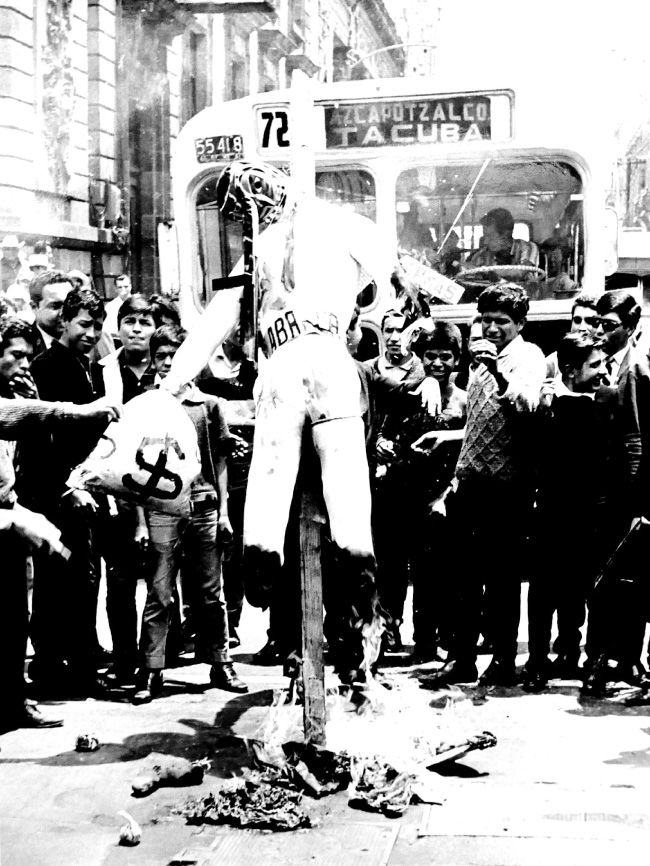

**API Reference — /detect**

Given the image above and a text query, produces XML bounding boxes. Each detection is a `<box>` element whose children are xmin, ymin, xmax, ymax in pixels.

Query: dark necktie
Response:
<box><xmin>604</xmin><ymin>358</ymin><xmax>615</xmax><ymax>387</ymax></box>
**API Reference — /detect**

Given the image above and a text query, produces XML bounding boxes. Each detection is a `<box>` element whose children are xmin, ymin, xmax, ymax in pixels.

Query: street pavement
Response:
<box><xmin>1</xmin><ymin>588</ymin><xmax>650</xmax><ymax>866</ymax></box>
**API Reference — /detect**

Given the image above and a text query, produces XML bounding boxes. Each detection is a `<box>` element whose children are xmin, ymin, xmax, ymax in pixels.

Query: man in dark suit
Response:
<box><xmin>583</xmin><ymin>290</ymin><xmax>650</xmax><ymax>694</ymax></box>
<box><xmin>26</xmin><ymin>287</ymin><xmax>108</xmax><ymax>698</ymax></box>
<box><xmin>27</xmin><ymin>271</ymin><xmax>74</xmax><ymax>361</ymax></box>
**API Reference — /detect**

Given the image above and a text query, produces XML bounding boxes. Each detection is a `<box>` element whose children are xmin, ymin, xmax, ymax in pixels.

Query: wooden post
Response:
<box><xmin>292</xmin><ymin>70</ymin><xmax>323</xmax><ymax>744</ymax></box>
<box><xmin>299</xmin><ymin>481</ymin><xmax>326</xmax><ymax>746</ymax></box>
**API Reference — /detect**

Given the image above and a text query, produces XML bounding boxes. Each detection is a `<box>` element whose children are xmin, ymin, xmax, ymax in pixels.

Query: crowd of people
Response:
<box><xmin>362</xmin><ymin>285</ymin><xmax>650</xmax><ymax>696</ymax></box>
<box><xmin>0</xmin><ymin>259</ymin><xmax>252</xmax><ymax>733</ymax></box>
<box><xmin>1</xmin><ymin>230</ymin><xmax>650</xmax><ymax>733</ymax></box>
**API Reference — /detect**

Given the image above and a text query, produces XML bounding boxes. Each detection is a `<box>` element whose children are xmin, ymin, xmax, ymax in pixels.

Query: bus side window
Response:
<box><xmin>315</xmin><ymin>169</ymin><xmax>376</xmax><ymax>222</ymax></box>
<box><xmin>357</xmin><ymin>282</ymin><xmax>376</xmax><ymax>309</ymax></box>
<box><xmin>356</xmin><ymin>324</ymin><xmax>380</xmax><ymax>362</ymax></box>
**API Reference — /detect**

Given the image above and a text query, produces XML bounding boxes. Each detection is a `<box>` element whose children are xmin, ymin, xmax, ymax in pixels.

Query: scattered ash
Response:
<box><xmin>349</xmin><ymin>757</ymin><xmax>414</xmax><ymax>816</ymax></box>
<box><xmin>174</xmin><ymin>779</ymin><xmax>311</xmax><ymax>831</ymax></box>
<box><xmin>250</xmin><ymin>741</ymin><xmax>352</xmax><ymax>797</ymax></box>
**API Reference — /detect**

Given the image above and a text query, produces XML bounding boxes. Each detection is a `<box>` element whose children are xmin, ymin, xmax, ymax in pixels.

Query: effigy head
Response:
<box><xmin>216</xmin><ymin>160</ymin><xmax>289</xmax><ymax>227</ymax></box>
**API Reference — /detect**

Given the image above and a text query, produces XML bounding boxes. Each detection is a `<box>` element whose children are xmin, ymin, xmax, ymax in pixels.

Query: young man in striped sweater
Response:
<box><xmin>430</xmin><ymin>284</ymin><xmax>546</xmax><ymax>687</ymax></box>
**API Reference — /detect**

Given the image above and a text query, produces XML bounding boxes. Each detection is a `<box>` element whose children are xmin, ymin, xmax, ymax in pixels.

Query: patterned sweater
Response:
<box><xmin>0</xmin><ymin>398</ymin><xmax>86</xmax><ymax>506</ymax></box>
<box><xmin>456</xmin><ymin>335</ymin><xmax>546</xmax><ymax>483</ymax></box>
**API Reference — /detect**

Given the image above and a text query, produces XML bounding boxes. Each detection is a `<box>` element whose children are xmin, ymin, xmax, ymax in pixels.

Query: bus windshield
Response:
<box><xmin>193</xmin><ymin>155</ymin><xmax>583</xmax><ymax>309</ymax></box>
<box><xmin>395</xmin><ymin>157</ymin><xmax>583</xmax><ymax>304</ymax></box>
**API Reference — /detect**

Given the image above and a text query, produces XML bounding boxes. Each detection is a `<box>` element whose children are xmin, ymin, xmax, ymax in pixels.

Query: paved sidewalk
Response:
<box><xmin>2</xmin><ymin>601</ymin><xmax>650</xmax><ymax>865</ymax></box>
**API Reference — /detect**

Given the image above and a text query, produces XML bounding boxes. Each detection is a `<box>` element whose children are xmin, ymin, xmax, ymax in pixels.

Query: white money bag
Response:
<box><xmin>67</xmin><ymin>389</ymin><xmax>201</xmax><ymax>515</ymax></box>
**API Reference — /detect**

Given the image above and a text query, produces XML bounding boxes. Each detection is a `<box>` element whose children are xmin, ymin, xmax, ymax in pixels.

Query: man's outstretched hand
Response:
<box><xmin>9</xmin><ymin>504</ymin><xmax>70</xmax><ymax>558</ymax></box>
<box><xmin>72</xmin><ymin>397</ymin><xmax>123</xmax><ymax>422</ymax></box>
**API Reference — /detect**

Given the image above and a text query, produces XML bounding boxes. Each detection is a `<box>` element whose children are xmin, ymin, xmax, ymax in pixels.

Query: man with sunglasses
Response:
<box><xmin>583</xmin><ymin>290</ymin><xmax>649</xmax><ymax>695</ymax></box>
<box><xmin>545</xmin><ymin>292</ymin><xmax>600</xmax><ymax>379</ymax></box>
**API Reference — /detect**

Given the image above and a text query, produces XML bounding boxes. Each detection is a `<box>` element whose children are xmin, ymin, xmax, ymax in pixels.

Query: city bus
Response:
<box><xmin>169</xmin><ymin>75</ymin><xmax>617</xmax><ymax>360</ymax></box>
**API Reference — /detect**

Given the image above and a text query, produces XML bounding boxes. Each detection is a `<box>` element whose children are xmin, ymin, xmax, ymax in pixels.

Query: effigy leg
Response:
<box><xmin>242</xmin><ymin>373</ymin><xmax>305</xmax><ymax>608</ymax></box>
<box><xmin>311</xmin><ymin>416</ymin><xmax>382</xmax><ymax>680</ymax></box>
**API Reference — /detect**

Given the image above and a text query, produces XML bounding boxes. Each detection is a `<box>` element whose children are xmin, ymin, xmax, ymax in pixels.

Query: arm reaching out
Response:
<box><xmin>162</xmin><ymin>287</ymin><xmax>243</xmax><ymax>396</ymax></box>
<box><xmin>6</xmin><ymin>504</ymin><xmax>70</xmax><ymax>558</ymax></box>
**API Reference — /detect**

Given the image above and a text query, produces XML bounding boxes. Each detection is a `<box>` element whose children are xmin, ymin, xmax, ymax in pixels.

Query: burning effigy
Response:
<box><xmin>174</xmin><ymin>674</ymin><xmax>496</xmax><ymax>830</ymax></box>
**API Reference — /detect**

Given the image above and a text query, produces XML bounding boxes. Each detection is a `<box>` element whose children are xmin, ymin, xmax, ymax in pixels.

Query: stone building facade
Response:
<box><xmin>0</xmin><ymin>0</ymin><xmax>402</xmax><ymax>299</ymax></box>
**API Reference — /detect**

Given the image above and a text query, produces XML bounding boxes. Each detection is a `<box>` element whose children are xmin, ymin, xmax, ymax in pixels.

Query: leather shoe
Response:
<box><xmin>210</xmin><ymin>663</ymin><xmax>248</xmax><ymax>693</ymax></box>
<box><xmin>480</xmin><ymin>658</ymin><xmax>518</xmax><ymax>687</ymax></box>
<box><xmin>551</xmin><ymin>655</ymin><xmax>582</xmax><ymax>680</ymax></box>
<box><xmin>2</xmin><ymin>703</ymin><xmax>64</xmax><ymax>732</ymax></box>
<box><xmin>103</xmin><ymin>667</ymin><xmax>137</xmax><ymax>689</ymax></box>
<box><xmin>251</xmin><ymin>639</ymin><xmax>284</xmax><ymax>665</ymax></box>
<box><xmin>581</xmin><ymin>654</ymin><xmax>609</xmax><ymax>697</ymax></box>
<box><xmin>522</xmin><ymin>669</ymin><xmax>548</xmax><ymax>693</ymax></box>
<box><xmin>424</xmin><ymin>659</ymin><xmax>479</xmax><ymax>687</ymax></box>
<box><xmin>411</xmin><ymin>645</ymin><xmax>443</xmax><ymax>665</ymax></box>
<box><xmin>133</xmin><ymin>670</ymin><xmax>164</xmax><ymax>705</ymax></box>
<box><xmin>615</xmin><ymin>662</ymin><xmax>649</xmax><ymax>688</ymax></box>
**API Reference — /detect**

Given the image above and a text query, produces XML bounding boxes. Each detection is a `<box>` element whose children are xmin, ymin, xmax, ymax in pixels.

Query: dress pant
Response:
<box><xmin>410</xmin><ymin>509</ymin><xmax>455</xmax><ymax>654</ymax></box>
<box><xmin>30</xmin><ymin>497</ymin><xmax>99</xmax><ymax>682</ymax></box>
<box><xmin>141</xmin><ymin>506</ymin><xmax>229</xmax><ymax>670</ymax></box>
<box><xmin>527</xmin><ymin>515</ymin><xmax>597</xmax><ymax>666</ymax></box>
<box><xmin>371</xmin><ymin>470</ymin><xmax>410</xmax><ymax>630</ymax></box>
<box><xmin>100</xmin><ymin>500</ymin><xmax>145</xmax><ymax>676</ymax></box>
<box><xmin>3</xmin><ymin>531</ymin><xmax>29</xmax><ymax>721</ymax></box>
<box><xmin>585</xmin><ymin>514</ymin><xmax>648</xmax><ymax>667</ymax></box>
<box><xmin>446</xmin><ymin>475</ymin><xmax>533</xmax><ymax>666</ymax></box>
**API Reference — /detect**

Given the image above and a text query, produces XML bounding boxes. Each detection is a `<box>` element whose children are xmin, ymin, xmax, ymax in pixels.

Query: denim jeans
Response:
<box><xmin>142</xmin><ymin>507</ymin><xmax>229</xmax><ymax>670</ymax></box>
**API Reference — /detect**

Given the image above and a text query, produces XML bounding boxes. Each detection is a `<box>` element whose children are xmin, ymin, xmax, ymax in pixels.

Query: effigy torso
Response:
<box><xmin>255</xmin><ymin>198</ymin><xmax>376</xmax><ymax>358</ymax></box>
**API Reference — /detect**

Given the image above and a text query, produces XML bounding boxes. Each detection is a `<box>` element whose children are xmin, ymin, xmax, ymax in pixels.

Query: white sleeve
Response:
<box><xmin>163</xmin><ymin>286</ymin><xmax>243</xmax><ymax>393</ymax></box>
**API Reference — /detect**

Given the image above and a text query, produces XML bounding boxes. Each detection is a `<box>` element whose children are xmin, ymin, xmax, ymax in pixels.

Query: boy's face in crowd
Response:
<box><xmin>422</xmin><ymin>347</ymin><xmax>456</xmax><ymax>385</ymax></box>
<box><xmin>346</xmin><ymin>321</ymin><xmax>362</xmax><ymax>356</ymax></box>
<box><xmin>595</xmin><ymin>312</ymin><xmax>630</xmax><ymax>356</ymax></box>
<box><xmin>115</xmin><ymin>276</ymin><xmax>132</xmax><ymax>301</ymax></box>
<box><xmin>2</xmin><ymin>244</ymin><xmax>19</xmax><ymax>264</ymax></box>
<box><xmin>481</xmin><ymin>307</ymin><xmax>523</xmax><ymax>353</ymax></box>
<box><xmin>152</xmin><ymin>344</ymin><xmax>178</xmax><ymax>379</ymax></box>
<box><xmin>0</xmin><ymin>337</ymin><xmax>33</xmax><ymax>384</ymax></box>
<box><xmin>34</xmin><ymin>281</ymin><xmax>72</xmax><ymax>337</ymax></box>
<box><xmin>468</xmin><ymin>320</ymin><xmax>483</xmax><ymax>365</ymax></box>
<box><xmin>571</xmin><ymin>305</ymin><xmax>600</xmax><ymax>339</ymax></box>
<box><xmin>119</xmin><ymin>312</ymin><xmax>156</xmax><ymax>355</ymax></box>
<box><xmin>571</xmin><ymin>348</ymin><xmax>607</xmax><ymax>393</ymax></box>
<box><xmin>61</xmin><ymin>310</ymin><xmax>105</xmax><ymax>355</ymax></box>
<box><xmin>383</xmin><ymin>314</ymin><xmax>407</xmax><ymax>362</ymax></box>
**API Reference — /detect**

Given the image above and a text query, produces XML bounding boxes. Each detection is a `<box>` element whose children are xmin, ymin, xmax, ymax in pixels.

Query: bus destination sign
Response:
<box><xmin>325</xmin><ymin>96</ymin><xmax>492</xmax><ymax>148</ymax></box>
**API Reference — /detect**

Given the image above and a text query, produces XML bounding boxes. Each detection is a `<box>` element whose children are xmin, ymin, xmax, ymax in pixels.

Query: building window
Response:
<box><xmin>290</xmin><ymin>0</ymin><xmax>306</xmax><ymax>36</ymax></box>
<box><xmin>181</xmin><ymin>30</ymin><xmax>208</xmax><ymax>127</ymax></box>
<box><xmin>230</xmin><ymin>59</ymin><xmax>247</xmax><ymax>101</ymax></box>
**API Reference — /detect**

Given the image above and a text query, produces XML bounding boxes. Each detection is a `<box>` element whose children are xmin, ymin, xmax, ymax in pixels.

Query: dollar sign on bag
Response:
<box><xmin>123</xmin><ymin>436</ymin><xmax>184</xmax><ymax>500</ymax></box>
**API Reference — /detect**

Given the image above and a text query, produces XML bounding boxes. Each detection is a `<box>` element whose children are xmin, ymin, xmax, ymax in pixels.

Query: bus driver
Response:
<box><xmin>162</xmin><ymin>160</ymin><xmax>404</xmax><ymax>683</ymax></box>
<box><xmin>464</xmin><ymin>207</ymin><xmax>539</xmax><ymax>270</ymax></box>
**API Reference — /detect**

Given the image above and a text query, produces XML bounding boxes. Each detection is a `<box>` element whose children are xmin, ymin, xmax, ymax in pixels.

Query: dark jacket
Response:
<box><xmin>618</xmin><ymin>346</ymin><xmax>650</xmax><ymax>518</ymax></box>
<box><xmin>24</xmin><ymin>342</ymin><xmax>106</xmax><ymax>508</ymax></box>
<box><xmin>536</xmin><ymin>392</ymin><xmax>625</xmax><ymax>526</ymax></box>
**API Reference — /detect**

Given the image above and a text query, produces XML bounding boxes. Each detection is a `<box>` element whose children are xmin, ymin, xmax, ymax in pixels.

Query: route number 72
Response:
<box><xmin>260</xmin><ymin>110</ymin><xmax>290</xmax><ymax>149</ymax></box>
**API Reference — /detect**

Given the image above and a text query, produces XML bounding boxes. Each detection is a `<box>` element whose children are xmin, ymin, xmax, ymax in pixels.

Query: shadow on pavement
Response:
<box><xmin>603</xmin><ymin>727</ymin><xmax>650</xmax><ymax>769</ymax></box>
<box><xmin>562</xmin><ymin>682</ymin><xmax>650</xmax><ymax>717</ymax></box>
<box><xmin>0</xmin><ymin>689</ymin><xmax>277</xmax><ymax>780</ymax></box>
